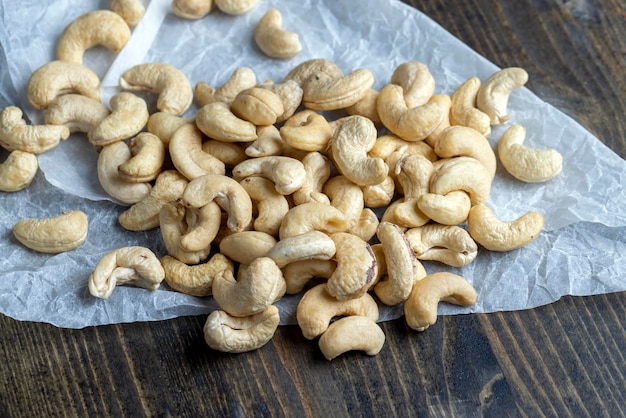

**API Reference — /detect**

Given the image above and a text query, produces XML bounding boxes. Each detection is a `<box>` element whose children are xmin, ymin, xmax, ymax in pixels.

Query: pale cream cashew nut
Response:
<box><xmin>283</xmin><ymin>58</ymin><xmax>343</xmax><ymax>86</ymax></box>
<box><xmin>239</xmin><ymin>176</ymin><xmax>289</xmax><ymax>236</ymax></box>
<box><xmin>169</xmin><ymin>123</ymin><xmax>226</xmax><ymax>180</ymax></box>
<box><xmin>202</xmin><ymin>140</ymin><xmax>247</xmax><ymax>167</ymax></box>
<box><xmin>44</xmin><ymin>94</ymin><xmax>111</xmax><ymax>133</ymax></box>
<box><xmin>390</xmin><ymin>61</ymin><xmax>436</xmax><ymax>108</ymax></box>
<box><xmin>345</xmin><ymin>88</ymin><xmax>381</xmax><ymax>124</ymax></box>
<box><xmin>477</xmin><ymin>67</ymin><xmax>528</xmax><ymax>125</ymax></box>
<box><xmin>254</xmin><ymin>8</ymin><xmax>302</xmax><ymax>59</ymax></box>
<box><xmin>326</xmin><ymin>232</ymin><xmax>377</xmax><ymax>300</ymax></box>
<box><xmin>450</xmin><ymin>77</ymin><xmax>491</xmax><ymax>137</ymax></box>
<box><xmin>0</xmin><ymin>150</ymin><xmax>39</xmax><ymax>192</ymax></box>
<box><xmin>146</xmin><ymin>112</ymin><xmax>194</xmax><ymax>146</ymax></box>
<box><xmin>266</xmin><ymin>230</ymin><xmax>337</xmax><ymax>268</ymax></box>
<box><xmin>361</xmin><ymin>176</ymin><xmax>395</xmax><ymax>208</ymax></box>
<box><xmin>405</xmin><ymin>224</ymin><xmax>478</xmax><ymax>267</ymax></box>
<box><xmin>301</xmin><ymin>69</ymin><xmax>374</xmax><ymax>111</ymax></box>
<box><xmin>232</xmin><ymin>155</ymin><xmax>306</xmax><ymax>195</ymax></box>
<box><xmin>429</xmin><ymin>156</ymin><xmax>492</xmax><ymax>205</ymax></box>
<box><xmin>97</xmin><ymin>141</ymin><xmax>152</xmax><ymax>205</ymax></box>
<box><xmin>161</xmin><ymin>253</ymin><xmax>233</xmax><ymax>297</ymax></box>
<box><xmin>159</xmin><ymin>202</ymin><xmax>211</xmax><ymax>264</ymax></box>
<box><xmin>425</xmin><ymin>94</ymin><xmax>452</xmax><ymax>148</ymax></box>
<box><xmin>214</xmin><ymin>0</ymin><xmax>259</xmax><ymax>15</ymax></box>
<box><xmin>110</xmin><ymin>0</ymin><xmax>146</xmax><ymax>26</ymax></box>
<box><xmin>434</xmin><ymin>125</ymin><xmax>497</xmax><ymax>179</ymax></box>
<box><xmin>218</xmin><ymin>231</ymin><xmax>277</xmax><ymax>265</ymax></box>
<box><xmin>117</xmin><ymin>132</ymin><xmax>165</xmax><ymax>183</ymax></box>
<box><xmin>172</xmin><ymin>0</ymin><xmax>214</xmax><ymax>19</ymax></box>
<box><xmin>258</xmin><ymin>79</ymin><xmax>304</xmax><ymax>123</ymax></box>
<box><xmin>278</xmin><ymin>202</ymin><xmax>348</xmax><ymax>240</ymax></box>
<box><xmin>0</xmin><ymin>106</ymin><xmax>69</xmax><ymax>154</ymax></box>
<box><xmin>179</xmin><ymin>201</ymin><xmax>222</xmax><ymax>252</ymax></box>
<box><xmin>416</xmin><ymin>191</ymin><xmax>472</xmax><ymax>226</ymax></box>
<box><xmin>196</xmin><ymin>101</ymin><xmax>257</xmax><ymax>143</ymax></box>
<box><xmin>88</xmin><ymin>92</ymin><xmax>149</xmax><ymax>147</ymax></box>
<box><xmin>281</xmin><ymin>259</ymin><xmax>336</xmax><ymax>294</ymax></box>
<box><xmin>279</xmin><ymin>110</ymin><xmax>332</xmax><ymax>152</ymax></box>
<box><xmin>292</xmin><ymin>151</ymin><xmax>331</xmax><ymax>205</ymax></box>
<box><xmin>244</xmin><ymin>125</ymin><xmax>284</xmax><ymax>158</ymax></box>
<box><xmin>318</xmin><ymin>316</ymin><xmax>385</xmax><ymax>360</ymax></box>
<box><xmin>323</xmin><ymin>175</ymin><xmax>364</xmax><ymax>232</ymax></box>
<box><xmin>13</xmin><ymin>210</ymin><xmax>88</xmax><ymax>254</ymax></box>
<box><xmin>196</xmin><ymin>67</ymin><xmax>257</xmax><ymax>106</ymax></box>
<box><xmin>230</xmin><ymin>87</ymin><xmax>284</xmax><ymax>126</ymax></box>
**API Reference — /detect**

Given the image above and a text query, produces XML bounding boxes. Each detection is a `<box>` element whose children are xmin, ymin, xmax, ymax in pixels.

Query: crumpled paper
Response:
<box><xmin>0</xmin><ymin>0</ymin><xmax>625</xmax><ymax>328</ymax></box>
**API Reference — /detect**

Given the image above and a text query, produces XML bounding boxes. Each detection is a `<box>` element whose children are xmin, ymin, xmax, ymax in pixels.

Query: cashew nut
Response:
<box><xmin>429</xmin><ymin>156</ymin><xmax>492</xmax><ymax>205</ymax></box>
<box><xmin>416</xmin><ymin>191</ymin><xmax>471</xmax><ymax>226</ymax></box>
<box><xmin>196</xmin><ymin>101</ymin><xmax>257</xmax><ymax>143</ymax></box>
<box><xmin>179</xmin><ymin>201</ymin><xmax>222</xmax><ymax>252</ymax></box>
<box><xmin>258</xmin><ymin>80</ymin><xmax>304</xmax><ymax>123</ymax></box>
<box><xmin>425</xmin><ymin>94</ymin><xmax>452</xmax><ymax>148</ymax></box>
<box><xmin>405</xmin><ymin>224</ymin><xmax>478</xmax><ymax>267</ymax></box>
<box><xmin>266</xmin><ymin>230</ymin><xmax>336</xmax><ymax>268</ymax></box>
<box><xmin>302</xmin><ymin>69</ymin><xmax>374</xmax><ymax>111</ymax></box>
<box><xmin>13</xmin><ymin>210</ymin><xmax>88</xmax><ymax>254</ymax></box>
<box><xmin>97</xmin><ymin>141</ymin><xmax>152</xmax><ymax>205</ymax></box>
<box><xmin>0</xmin><ymin>150</ymin><xmax>39</xmax><ymax>192</ymax></box>
<box><xmin>146</xmin><ymin>112</ymin><xmax>194</xmax><ymax>146</ymax></box>
<box><xmin>117</xmin><ymin>132</ymin><xmax>165</xmax><ymax>183</ymax></box>
<box><xmin>244</xmin><ymin>125</ymin><xmax>284</xmax><ymax>158</ymax></box>
<box><xmin>326</xmin><ymin>232</ymin><xmax>377</xmax><ymax>300</ymax></box>
<box><xmin>362</xmin><ymin>176</ymin><xmax>395</xmax><ymax>208</ymax></box>
<box><xmin>232</xmin><ymin>155</ymin><xmax>306</xmax><ymax>195</ymax></box>
<box><xmin>202</xmin><ymin>140</ymin><xmax>247</xmax><ymax>167</ymax></box>
<box><xmin>213</xmin><ymin>257</ymin><xmax>286</xmax><ymax>317</ymax></box>
<box><xmin>159</xmin><ymin>202</ymin><xmax>211</xmax><ymax>264</ymax></box>
<box><xmin>450</xmin><ymin>77</ymin><xmax>491</xmax><ymax>137</ymax></box>
<box><xmin>278</xmin><ymin>202</ymin><xmax>348</xmax><ymax>240</ymax></box>
<box><xmin>172</xmin><ymin>0</ymin><xmax>214</xmax><ymax>19</ymax></box>
<box><xmin>239</xmin><ymin>176</ymin><xmax>289</xmax><ymax>236</ymax></box>
<box><xmin>0</xmin><ymin>106</ymin><xmax>69</xmax><ymax>154</ymax></box>
<box><xmin>323</xmin><ymin>175</ymin><xmax>364</xmax><ymax>232</ymax></box>
<box><xmin>120</xmin><ymin>63</ymin><xmax>193</xmax><ymax>116</ymax></box>
<box><xmin>230</xmin><ymin>87</ymin><xmax>284</xmax><ymax>126</ymax></box>
<box><xmin>110</xmin><ymin>0</ymin><xmax>146</xmax><ymax>26</ymax></box>
<box><xmin>218</xmin><ymin>231</ymin><xmax>277</xmax><ymax>265</ymax></box>
<box><xmin>254</xmin><ymin>8</ymin><xmax>301</xmax><ymax>59</ymax></box>
<box><xmin>282</xmin><ymin>259</ymin><xmax>336</xmax><ymax>294</ymax></box>
<box><xmin>318</xmin><ymin>316</ymin><xmax>385</xmax><ymax>360</ymax></box>
<box><xmin>477</xmin><ymin>67</ymin><xmax>528</xmax><ymax>125</ymax></box>
<box><xmin>351</xmin><ymin>208</ymin><xmax>379</xmax><ymax>242</ymax></box>
<box><xmin>169</xmin><ymin>123</ymin><xmax>226</xmax><ymax>180</ymax></box>
<box><xmin>26</xmin><ymin>60</ymin><xmax>101</xmax><ymax>110</ymax></box>
<box><xmin>497</xmin><ymin>124</ymin><xmax>563</xmax><ymax>183</ymax></box>
<box><xmin>467</xmin><ymin>203</ymin><xmax>545</xmax><ymax>252</ymax></box>
<box><xmin>196</xmin><ymin>67</ymin><xmax>257</xmax><ymax>106</ymax></box>
<box><xmin>296</xmin><ymin>283</ymin><xmax>378</xmax><ymax>340</ymax></box>
<box><xmin>214</xmin><ymin>0</ymin><xmax>259</xmax><ymax>15</ymax></box>
<box><xmin>292</xmin><ymin>151</ymin><xmax>331</xmax><ymax>205</ymax></box>
<box><xmin>404</xmin><ymin>272</ymin><xmax>477</xmax><ymax>332</ymax></box>
<box><xmin>279</xmin><ymin>110</ymin><xmax>332</xmax><ymax>152</ymax></box>
<box><xmin>283</xmin><ymin>58</ymin><xmax>343</xmax><ymax>86</ymax></box>
<box><xmin>44</xmin><ymin>94</ymin><xmax>111</xmax><ymax>133</ymax></box>
<box><xmin>203</xmin><ymin>305</ymin><xmax>279</xmax><ymax>353</ymax></box>
<box><xmin>390</xmin><ymin>61</ymin><xmax>436</xmax><ymax>108</ymax></box>
<box><xmin>88</xmin><ymin>246</ymin><xmax>165</xmax><ymax>299</ymax></box>
<box><xmin>345</xmin><ymin>88</ymin><xmax>381</xmax><ymax>123</ymax></box>
<box><xmin>88</xmin><ymin>92</ymin><xmax>149</xmax><ymax>147</ymax></box>
<box><xmin>434</xmin><ymin>125</ymin><xmax>497</xmax><ymax>179</ymax></box>
<box><xmin>162</xmin><ymin>253</ymin><xmax>233</xmax><ymax>297</ymax></box>
<box><xmin>369</xmin><ymin>133</ymin><xmax>438</xmax><ymax>164</ymax></box>
<box><xmin>56</xmin><ymin>10</ymin><xmax>131</xmax><ymax>64</ymax></box>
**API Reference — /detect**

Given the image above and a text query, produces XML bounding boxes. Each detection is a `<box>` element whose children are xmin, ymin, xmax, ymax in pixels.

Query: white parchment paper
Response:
<box><xmin>0</xmin><ymin>0</ymin><xmax>625</xmax><ymax>328</ymax></box>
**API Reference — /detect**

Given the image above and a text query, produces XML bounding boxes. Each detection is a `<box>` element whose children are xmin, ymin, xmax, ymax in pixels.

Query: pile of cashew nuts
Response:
<box><xmin>0</xmin><ymin>0</ymin><xmax>564</xmax><ymax>360</ymax></box>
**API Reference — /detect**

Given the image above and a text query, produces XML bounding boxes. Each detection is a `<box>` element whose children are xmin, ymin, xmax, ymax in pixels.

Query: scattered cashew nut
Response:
<box><xmin>13</xmin><ymin>210</ymin><xmax>88</xmax><ymax>254</ymax></box>
<box><xmin>0</xmin><ymin>106</ymin><xmax>69</xmax><ymax>154</ymax></box>
<box><xmin>162</xmin><ymin>253</ymin><xmax>233</xmax><ymax>297</ymax></box>
<box><xmin>0</xmin><ymin>150</ymin><xmax>39</xmax><ymax>192</ymax></box>
<box><xmin>254</xmin><ymin>8</ymin><xmax>302</xmax><ymax>59</ymax></box>
<box><xmin>477</xmin><ymin>67</ymin><xmax>528</xmax><ymax>125</ymax></box>
<box><xmin>318</xmin><ymin>316</ymin><xmax>385</xmax><ymax>360</ymax></box>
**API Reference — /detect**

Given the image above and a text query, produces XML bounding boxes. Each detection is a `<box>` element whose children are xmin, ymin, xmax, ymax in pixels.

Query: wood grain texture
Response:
<box><xmin>1</xmin><ymin>1</ymin><xmax>625</xmax><ymax>417</ymax></box>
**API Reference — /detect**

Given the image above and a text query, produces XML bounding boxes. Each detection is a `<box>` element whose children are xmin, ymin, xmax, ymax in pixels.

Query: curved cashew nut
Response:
<box><xmin>162</xmin><ymin>253</ymin><xmax>233</xmax><ymax>297</ymax></box>
<box><xmin>351</xmin><ymin>208</ymin><xmax>379</xmax><ymax>242</ymax></box>
<box><xmin>181</xmin><ymin>173</ymin><xmax>253</xmax><ymax>232</ymax></box>
<box><xmin>88</xmin><ymin>92</ymin><xmax>149</xmax><ymax>147</ymax></box>
<box><xmin>214</xmin><ymin>0</ymin><xmax>259</xmax><ymax>15</ymax></box>
<box><xmin>318</xmin><ymin>316</ymin><xmax>385</xmax><ymax>360</ymax></box>
<box><xmin>345</xmin><ymin>89</ymin><xmax>381</xmax><ymax>124</ymax></box>
<box><xmin>240</xmin><ymin>176</ymin><xmax>289</xmax><ymax>236</ymax></box>
<box><xmin>118</xmin><ymin>169</ymin><xmax>188</xmax><ymax>231</ymax></box>
<box><xmin>0</xmin><ymin>150</ymin><xmax>38</xmax><ymax>192</ymax></box>
<box><xmin>373</xmin><ymin>222</ymin><xmax>426</xmax><ymax>306</ymax></box>
<box><xmin>202</xmin><ymin>140</ymin><xmax>247</xmax><ymax>167</ymax></box>
<box><xmin>323</xmin><ymin>175</ymin><xmax>364</xmax><ymax>232</ymax></box>
<box><xmin>405</xmin><ymin>224</ymin><xmax>478</xmax><ymax>267</ymax></box>
<box><xmin>254</xmin><ymin>8</ymin><xmax>301</xmax><ymax>59</ymax></box>
<box><xmin>377</xmin><ymin>83</ymin><xmax>443</xmax><ymax>142</ymax></box>
<box><xmin>231</xmin><ymin>87</ymin><xmax>284</xmax><ymax>126</ymax></box>
<box><xmin>56</xmin><ymin>10</ymin><xmax>131</xmax><ymax>63</ymax></box>
<box><xmin>477</xmin><ymin>67</ymin><xmax>528</xmax><ymax>125</ymax></box>
<box><xmin>45</xmin><ymin>94</ymin><xmax>111</xmax><ymax>133</ymax></box>
<box><xmin>258</xmin><ymin>80</ymin><xmax>303</xmax><ymax>123</ymax></box>
<box><xmin>416</xmin><ymin>191</ymin><xmax>471</xmax><ymax>226</ymax></box>
<box><xmin>13</xmin><ymin>210</ymin><xmax>88</xmax><ymax>254</ymax></box>
<box><xmin>429</xmin><ymin>156</ymin><xmax>492</xmax><ymax>205</ymax></box>
<box><xmin>369</xmin><ymin>133</ymin><xmax>437</xmax><ymax>164</ymax></box>
<box><xmin>296</xmin><ymin>283</ymin><xmax>378</xmax><ymax>340</ymax></box>
<box><xmin>362</xmin><ymin>176</ymin><xmax>395</xmax><ymax>208</ymax></box>
<box><xmin>110</xmin><ymin>0</ymin><xmax>146</xmax><ymax>26</ymax></box>
<box><xmin>450</xmin><ymin>77</ymin><xmax>491</xmax><ymax>137</ymax></box>
<box><xmin>179</xmin><ymin>201</ymin><xmax>222</xmax><ymax>252</ymax></box>
<box><xmin>283</xmin><ymin>58</ymin><xmax>343</xmax><ymax>86</ymax></box>
<box><xmin>169</xmin><ymin>123</ymin><xmax>226</xmax><ymax>180</ymax></box>
<box><xmin>196</xmin><ymin>101</ymin><xmax>257</xmax><ymax>143</ymax></box>
<box><xmin>326</xmin><ymin>232</ymin><xmax>377</xmax><ymax>300</ymax></box>
<box><xmin>244</xmin><ymin>125</ymin><xmax>284</xmax><ymax>157</ymax></box>
<box><xmin>159</xmin><ymin>203</ymin><xmax>211</xmax><ymax>264</ymax></box>
<box><xmin>301</xmin><ymin>69</ymin><xmax>374</xmax><ymax>111</ymax></box>
<box><xmin>497</xmin><ymin>124</ymin><xmax>563</xmax><ymax>183</ymax></box>
<box><xmin>218</xmin><ymin>231</ymin><xmax>277</xmax><ymax>265</ymax></box>
<box><xmin>279</xmin><ymin>110</ymin><xmax>332</xmax><ymax>152</ymax></box>
<box><xmin>435</xmin><ymin>125</ymin><xmax>497</xmax><ymax>179</ymax></box>
<box><xmin>425</xmin><ymin>94</ymin><xmax>452</xmax><ymax>148</ymax></box>
<box><xmin>203</xmin><ymin>305</ymin><xmax>279</xmax><ymax>353</ymax></box>
<box><xmin>467</xmin><ymin>203</ymin><xmax>545</xmax><ymax>252</ymax></box>
<box><xmin>172</xmin><ymin>0</ymin><xmax>214</xmax><ymax>19</ymax></box>
<box><xmin>278</xmin><ymin>202</ymin><xmax>348</xmax><ymax>240</ymax></box>
<box><xmin>404</xmin><ymin>272</ymin><xmax>477</xmax><ymax>331</ymax></box>
<box><xmin>196</xmin><ymin>67</ymin><xmax>257</xmax><ymax>106</ymax></box>
<box><xmin>117</xmin><ymin>132</ymin><xmax>165</xmax><ymax>183</ymax></box>
<box><xmin>97</xmin><ymin>141</ymin><xmax>152</xmax><ymax>205</ymax></box>
<box><xmin>266</xmin><ymin>230</ymin><xmax>336</xmax><ymax>268</ymax></box>
<box><xmin>213</xmin><ymin>257</ymin><xmax>286</xmax><ymax>317</ymax></box>
<box><xmin>88</xmin><ymin>246</ymin><xmax>165</xmax><ymax>299</ymax></box>
<box><xmin>26</xmin><ymin>60</ymin><xmax>101</xmax><ymax>110</ymax></box>
<box><xmin>0</xmin><ymin>106</ymin><xmax>69</xmax><ymax>154</ymax></box>
<box><xmin>146</xmin><ymin>112</ymin><xmax>194</xmax><ymax>146</ymax></box>
<box><xmin>330</xmin><ymin>115</ymin><xmax>388</xmax><ymax>186</ymax></box>
<box><xmin>120</xmin><ymin>63</ymin><xmax>193</xmax><ymax>116</ymax></box>
<box><xmin>232</xmin><ymin>155</ymin><xmax>306</xmax><ymax>195</ymax></box>
<box><xmin>282</xmin><ymin>259</ymin><xmax>336</xmax><ymax>294</ymax></box>
<box><xmin>391</xmin><ymin>61</ymin><xmax>436</xmax><ymax>108</ymax></box>
<box><xmin>292</xmin><ymin>151</ymin><xmax>331</xmax><ymax>205</ymax></box>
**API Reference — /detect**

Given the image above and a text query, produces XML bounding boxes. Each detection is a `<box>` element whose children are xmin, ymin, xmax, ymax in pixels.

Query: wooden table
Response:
<box><xmin>2</xmin><ymin>1</ymin><xmax>625</xmax><ymax>416</ymax></box>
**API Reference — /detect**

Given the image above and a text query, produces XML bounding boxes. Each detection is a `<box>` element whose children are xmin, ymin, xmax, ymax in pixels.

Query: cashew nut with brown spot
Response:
<box><xmin>318</xmin><ymin>316</ymin><xmax>385</xmax><ymax>360</ymax></box>
<box><xmin>326</xmin><ymin>232</ymin><xmax>377</xmax><ymax>300</ymax></box>
<box><xmin>0</xmin><ymin>106</ymin><xmax>69</xmax><ymax>154</ymax></box>
<box><xmin>404</xmin><ymin>272</ymin><xmax>477</xmax><ymax>332</ymax></box>
<box><xmin>196</xmin><ymin>101</ymin><xmax>257</xmax><ymax>143</ymax></box>
<box><xmin>97</xmin><ymin>141</ymin><xmax>152</xmax><ymax>205</ymax></box>
<box><xmin>214</xmin><ymin>0</ymin><xmax>259</xmax><ymax>14</ymax></box>
<box><xmin>118</xmin><ymin>169</ymin><xmax>189</xmax><ymax>231</ymax></box>
<box><xmin>279</xmin><ymin>110</ymin><xmax>332</xmax><ymax>152</ymax></box>
<box><xmin>13</xmin><ymin>210</ymin><xmax>88</xmax><ymax>254</ymax></box>
<box><xmin>497</xmin><ymin>124</ymin><xmax>563</xmax><ymax>183</ymax></box>
<box><xmin>296</xmin><ymin>283</ymin><xmax>378</xmax><ymax>340</ymax></box>
<box><xmin>232</xmin><ymin>155</ymin><xmax>306</xmax><ymax>195</ymax></box>
<box><xmin>391</xmin><ymin>61</ymin><xmax>436</xmax><ymax>108</ymax></box>
<box><xmin>266</xmin><ymin>230</ymin><xmax>336</xmax><ymax>268</ymax></box>
<box><xmin>416</xmin><ymin>191</ymin><xmax>472</xmax><ymax>226</ymax></box>
<box><xmin>169</xmin><ymin>123</ymin><xmax>226</xmax><ymax>180</ymax></box>
<box><xmin>117</xmin><ymin>133</ymin><xmax>165</xmax><ymax>183</ymax></box>
<box><xmin>278</xmin><ymin>202</ymin><xmax>348</xmax><ymax>240</ymax></box>
<box><xmin>44</xmin><ymin>94</ymin><xmax>111</xmax><ymax>133</ymax></box>
<box><xmin>213</xmin><ymin>257</ymin><xmax>286</xmax><ymax>317</ymax></box>
<box><xmin>373</xmin><ymin>222</ymin><xmax>426</xmax><ymax>306</ymax></box>
<box><xmin>146</xmin><ymin>112</ymin><xmax>194</xmax><ymax>146</ymax></box>
<box><xmin>203</xmin><ymin>305</ymin><xmax>279</xmax><ymax>353</ymax></box>
<box><xmin>292</xmin><ymin>151</ymin><xmax>331</xmax><ymax>206</ymax></box>
<box><xmin>467</xmin><ymin>203</ymin><xmax>545</xmax><ymax>252</ymax></box>
<box><xmin>429</xmin><ymin>156</ymin><xmax>492</xmax><ymax>205</ymax></box>
<box><xmin>110</xmin><ymin>0</ymin><xmax>146</xmax><ymax>26</ymax></box>
<box><xmin>56</xmin><ymin>10</ymin><xmax>131</xmax><ymax>64</ymax></box>
<box><xmin>88</xmin><ymin>246</ymin><xmax>165</xmax><ymax>299</ymax></box>
<box><xmin>231</xmin><ymin>87</ymin><xmax>285</xmax><ymax>126</ymax></box>
<box><xmin>159</xmin><ymin>203</ymin><xmax>211</xmax><ymax>264</ymax></box>
<box><xmin>0</xmin><ymin>150</ymin><xmax>38</xmax><ymax>192</ymax></box>
<box><xmin>88</xmin><ymin>92</ymin><xmax>149</xmax><ymax>147</ymax></box>
<box><xmin>477</xmin><ymin>67</ymin><xmax>528</xmax><ymax>125</ymax></box>
<box><xmin>240</xmin><ymin>176</ymin><xmax>289</xmax><ymax>236</ymax></box>
<box><xmin>435</xmin><ymin>125</ymin><xmax>497</xmax><ymax>179</ymax></box>
<box><xmin>254</xmin><ymin>8</ymin><xmax>302</xmax><ymax>59</ymax></box>
<box><xmin>219</xmin><ymin>231</ymin><xmax>277</xmax><ymax>265</ymax></box>
<box><xmin>26</xmin><ymin>61</ymin><xmax>101</xmax><ymax>110</ymax></box>
<box><xmin>302</xmin><ymin>69</ymin><xmax>374</xmax><ymax>111</ymax></box>
<box><xmin>450</xmin><ymin>77</ymin><xmax>491</xmax><ymax>137</ymax></box>
<box><xmin>162</xmin><ymin>253</ymin><xmax>233</xmax><ymax>297</ymax></box>
<box><xmin>172</xmin><ymin>0</ymin><xmax>214</xmax><ymax>19</ymax></box>
<box><xmin>120</xmin><ymin>63</ymin><xmax>193</xmax><ymax>116</ymax></box>
<box><xmin>281</xmin><ymin>259</ymin><xmax>336</xmax><ymax>294</ymax></box>
<box><xmin>405</xmin><ymin>224</ymin><xmax>478</xmax><ymax>267</ymax></box>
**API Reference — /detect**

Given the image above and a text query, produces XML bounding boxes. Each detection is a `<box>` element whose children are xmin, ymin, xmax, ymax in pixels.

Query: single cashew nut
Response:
<box><xmin>391</xmin><ymin>61</ymin><xmax>436</xmax><ymax>108</ymax></box>
<box><xmin>258</xmin><ymin>80</ymin><xmax>303</xmax><ymax>123</ymax></box>
<box><xmin>26</xmin><ymin>61</ymin><xmax>101</xmax><ymax>110</ymax></box>
<box><xmin>197</xmin><ymin>67</ymin><xmax>257</xmax><ymax>106</ymax></box>
<box><xmin>450</xmin><ymin>77</ymin><xmax>491</xmax><ymax>137</ymax></box>
<box><xmin>97</xmin><ymin>141</ymin><xmax>152</xmax><ymax>205</ymax></box>
<box><xmin>169</xmin><ymin>123</ymin><xmax>226</xmax><ymax>180</ymax></box>
<box><xmin>117</xmin><ymin>132</ymin><xmax>165</xmax><ymax>183</ymax></box>
<box><xmin>172</xmin><ymin>0</ymin><xmax>214</xmax><ymax>19</ymax></box>
<box><xmin>88</xmin><ymin>92</ymin><xmax>149</xmax><ymax>147</ymax></box>
<box><xmin>283</xmin><ymin>58</ymin><xmax>343</xmax><ymax>86</ymax></box>
<box><xmin>435</xmin><ymin>125</ymin><xmax>497</xmax><ymax>179</ymax></box>
<box><xmin>278</xmin><ymin>202</ymin><xmax>348</xmax><ymax>240</ymax></box>
<box><xmin>429</xmin><ymin>156</ymin><xmax>492</xmax><ymax>205</ymax></box>
<box><xmin>245</xmin><ymin>125</ymin><xmax>284</xmax><ymax>157</ymax></box>
<box><xmin>203</xmin><ymin>305</ymin><xmax>279</xmax><ymax>353</ymax></box>
<box><xmin>302</xmin><ymin>69</ymin><xmax>374</xmax><ymax>111</ymax></box>
<box><xmin>179</xmin><ymin>201</ymin><xmax>222</xmax><ymax>252</ymax></box>
<box><xmin>0</xmin><ymin>150</ymin><xmax>39</xmax><ymax>192</ymax></box>
<box><xmin>0</xmin><ymin>106</ymin><xmax>69</xmax><ymax>154</ymax></box>
<box><xmin>467</xmin><ymin>203</ymin><xmax>545</xmax><ymax>252</ymax></box>
<box><xmin>369</xmin><ymin>133</ymin><xmax>438</xmax><ymax>164</ymax></box>
<box><xmin>110</xmin><ymin>0</ymin><xmax>146</xmax><ymax>26</ymax></box>
<box><xmin>425</xmin><ymin>94</ymin><xmax>452</xmax><ymax>148</ymax></box>
<box><xmin>405</xmin><ymin>224</ymin><xmax>478</xmax><ymax>267</ymax></box>
<box><xmin>231</xmin><ymin>87</ymin><xmax>284</xmax><ymax>126</ymax></box>
<box><xmin>404</xmin><ymin>272</ymin><xmax>477</xmax><ymax>332</ymax></box>
<box><xmin>202</xmin><ymin>140</ymin><xmax>247</xmax><ymax>167</ymax></box>
<box><xmin>146</xmin><ymin>112</ymin><xmax>194</xmax><ymax>146</ymax></box>
<box><xmin>282</xmin><ymin>259</ymin><xmax>336</xmax><ymax>294</ymax></box>
<box><xmin>213</xmin><ymin>257</ymin><xmax>286</xmax><ymax>317</ymax></box>
<box><xmin>45</xmin><ymin>94</ymin><xmax>111</xmax><ymax>133</ymax></box>
<box><xmin>326</xmin><ymin>232</ymin><xmax>377</xmax><ymax>300</ymax></box>
<box><xmin>232</xmin><ymin>155</ymin><xmax>306</xmax><ymax>195</ymax></box>
<box><xmin>296</xmin><ymin>283</ymin><xmax>378</xmax><ymax>340</ymax></box>
<box><xmin>345</xmin><ymin>88</ymin><xmax>381</xmax><ymax>123</ymax></box>
<box><xmin>240</xmin><ymin>176</ymin><xmax>289</xmax><ymax>236</ymax></box>
<box><xmin>120</xmin><ymin>63</ymin><xmax>193</xmax><ymax>116</ymax></box>
<box><xmin>318</xmin><ymin>316</ymin><xmax>385</xmax><ymax>360</ymax></box>
<box><xmin>13</xmin><ymin>210</ymin><xmax>88</xmax><ymax>254</ymax></box>
<box><xmin>279</xmin><ymin>110</ymin><xmax>332</xmax><ymax>152</ymax></box>
<box><xmin>362</xmin><ymin>176</ymin><xmax>395</xmax><ymax>208</ymax></box>
<box><xmin>477</xmin><ymin>67</ymin><xmax>528</xmax><ymax>125</ymax></box>
<box><xmin>497</xmin><ymin>124</ymin><xmax>563</xmax><ymax>183</ymax></box>
<box><xmin>161</xmin><ymin>253</ymin><xmax>233</xmax><ymax>297</ymax></box>
<box><xmin>266</xmin><ymin>230</ymin><xmax>336</xmax><ymax>268</ymax></box>
<box><xmin>323</xmin><ymin>175</ymin><xmax>364</xmax><ymax>232</ymax></box>
<box><xmin>292</xmin><ymin>151</ymin><xmax>331</xmax><ymax>205</ymax></box>
<box><xmin>214</xmin><ymin>0</ymin><xmax>259</xmax><ymax>15</ymax></box>
<box><xmin>56</xmin><ymin>10</ymin><xmax>131</xmax><ymax>63</ymax></box>
<box><xmin>219</xmin><ymin>231</ymin><xmax>277</xmax><ymax>265</ymax></box>
<box><xmin>416</xmin><ymin>191</ymin><xmax>471</xmax><ymax>226</ymax></box>
<box><xmin>254</xmin><ymin>8</ymin><xmax>301</xmax><ymax>59</ymax></box>
<box><xmin>196</xmin><ymin>101</ymin><xmax>257</xmax><ymax>143</ymax></box>
<box><xmin>88</xmin><ymin>246</ymin><xmax>165</xmax><ymax>299</ymax></box>
<box><xmin>159</xmin><ymin>202</ymin><xmax>211</xmax><ymax>264</ymax></box>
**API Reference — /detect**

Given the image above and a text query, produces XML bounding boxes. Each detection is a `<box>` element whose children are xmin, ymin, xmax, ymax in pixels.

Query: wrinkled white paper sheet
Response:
<box><xmin>0</xmin><ymin>0</ymin><xmax>625</xmax><ymax>328</ymax></box>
